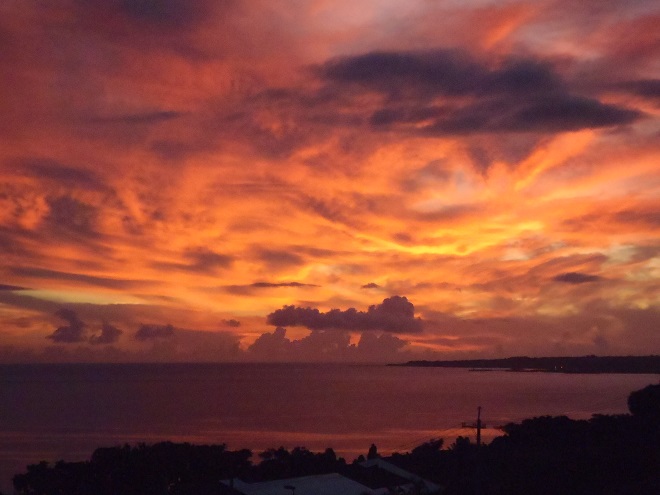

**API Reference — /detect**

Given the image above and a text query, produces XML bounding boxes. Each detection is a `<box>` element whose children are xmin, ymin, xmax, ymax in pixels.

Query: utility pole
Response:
<box><xmin>477</xmin><ymin>406</ymin><xmax>482</xmax><ymax>448</ymax></box>
<box><xmin>462</xmin><ymin>406</ymin><xmax>485</xmax><ymax>447</ymax></box>
<box><xmin>463</xmin><ymin>407</ymin><xmax>485</xmax><ymax>495</ymax></box>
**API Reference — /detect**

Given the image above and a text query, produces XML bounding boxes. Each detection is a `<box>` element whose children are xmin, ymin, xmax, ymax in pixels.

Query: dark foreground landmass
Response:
<box><xmin>392</xmin><ymin>355</ymin><xmax>660</xmax><ymax>374</ymax></box>
<box><xmin>8</xmin><ymin>384</ymin><xmax>660</xmax><ymax>495</ymax></box>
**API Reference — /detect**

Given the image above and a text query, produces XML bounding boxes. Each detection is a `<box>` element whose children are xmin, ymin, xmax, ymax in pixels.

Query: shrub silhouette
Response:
<box><xmin>627</xmin><ymin>383</ymin><xmax>660</xmax><ymax>419</ymax></box>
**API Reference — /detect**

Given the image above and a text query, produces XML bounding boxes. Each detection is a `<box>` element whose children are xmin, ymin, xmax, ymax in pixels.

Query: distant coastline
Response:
<box><xmin>391</xmin><ymin>355</ymin><xmax>660</xmax><ymax>374</ymax></box>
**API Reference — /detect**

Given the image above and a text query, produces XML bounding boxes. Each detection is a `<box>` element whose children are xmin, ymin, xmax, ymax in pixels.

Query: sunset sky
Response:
<box><xmin>0</xmin><ymin>0</ymin><xmax>658</xmax><ymax>362</ymax></box>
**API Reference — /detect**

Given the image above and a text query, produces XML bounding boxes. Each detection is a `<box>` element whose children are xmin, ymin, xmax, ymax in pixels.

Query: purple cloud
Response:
<box><xmin>47</xmin><ymin>308</ymin><xmax>87</xmax><ymax>343</ymax></box>
<box><xmin>267</xmin><ymin>296</ymin><xmax>423</xmax><ymax>333</ymax></box>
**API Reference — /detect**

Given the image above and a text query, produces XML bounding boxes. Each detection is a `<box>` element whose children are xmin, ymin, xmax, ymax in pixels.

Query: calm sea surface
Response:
<box><xmin>0</xmin><ymin>363</ymin><xmax>657</xmax><ymax>491</ymax></box>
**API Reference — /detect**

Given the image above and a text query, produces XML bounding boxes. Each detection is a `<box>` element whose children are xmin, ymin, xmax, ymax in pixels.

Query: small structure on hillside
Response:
<box><xmin>221</xmin><ymin>458</ymin><xmax>441</xmax><ymax>494</ymax></box>
<box><xmin>221</xmin><ymin>473</ymin><xmax>373</xmax><ymax>495</ymax></box>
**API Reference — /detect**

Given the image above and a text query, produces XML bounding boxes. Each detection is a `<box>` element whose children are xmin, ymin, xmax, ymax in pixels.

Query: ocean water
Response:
<box><xmin>0</xmin><ymin>363</ymin><xmax>657</xmax><ymax>492</ymax></box>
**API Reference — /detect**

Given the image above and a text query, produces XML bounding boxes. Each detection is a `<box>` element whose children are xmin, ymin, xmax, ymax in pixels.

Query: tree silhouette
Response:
<box><xmin>627</xmin><ymin>383</ymin><xmax>660</xmax><ymax>419</ymax></box>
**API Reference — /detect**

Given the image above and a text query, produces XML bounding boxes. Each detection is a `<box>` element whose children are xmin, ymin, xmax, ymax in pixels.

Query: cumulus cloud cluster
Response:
<box><xmin>40</xmin><ymin>308</ymin><xmax>243</xmax><ymax>362</ymax></box>
<box><xmin>47</xmin><ymin>309</ymin><xmax>123</xmax><ymax>345</ymax></box>
<box><xmin>38</xmin><ymin>296</ymin><xmax>423</xmax><ymax>362</ymax></box>
<box><xmin>47</xmin><ymin>309</ymin><xmax>87</xmax><ymax>343</ymax></box>
<box><xmin>247</xmin><ymin>326</ymin><xmax>408</xmax><ymax>362</ymax></box>
<box><xmin>89</xmin><ymin>322</ymin><xmax>123</xmax><ymax>345</ymax></box>
<box><xmin>267</xmin><ymin>296</ymin><xmax>423</xmax><ymax>333</ymax></box>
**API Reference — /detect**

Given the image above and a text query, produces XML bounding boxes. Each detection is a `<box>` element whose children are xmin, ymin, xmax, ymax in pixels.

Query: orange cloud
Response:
<box><xmin>0</xmin><ymin>0</ymin><xmax>658</xmax><ymax>361</ymax></box>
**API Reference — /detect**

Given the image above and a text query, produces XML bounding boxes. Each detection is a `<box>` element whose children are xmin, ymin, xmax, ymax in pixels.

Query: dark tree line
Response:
<box><xmin>10</xmin><ymin>384</ymin><xmax>660</xmax><ymax>495</ymax></box>
<box><xmin>12</xmin><ymin>443</ymin><xmax>253</xmax><ymax>495</ymax></box>
<box><xmin>11</xmin><ymin>443</ymin><xmax>346</xmax><ymax>495</ymax></box>
<box><xmin>398</xmin><ymin>355</ymin><xmax>660</xmax><ymax>373</ymax></box>
<box><xmin>387</xmin><ymin>383</ymin><xmax>659</xmax><ymax>494</ymax></box>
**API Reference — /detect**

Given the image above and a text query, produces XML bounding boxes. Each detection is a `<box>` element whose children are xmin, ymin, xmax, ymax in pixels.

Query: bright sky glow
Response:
<box><xmin>0</xmin><ymin>0</ymin><xmax>658</xmax><ymax>362</ymax></box>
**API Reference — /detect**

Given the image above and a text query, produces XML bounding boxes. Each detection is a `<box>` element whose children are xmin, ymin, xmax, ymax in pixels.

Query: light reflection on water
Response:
<box><xmin>0</xmin><ymin>363</ymin><xmax>657</xmax><ymax>491</ymax></box>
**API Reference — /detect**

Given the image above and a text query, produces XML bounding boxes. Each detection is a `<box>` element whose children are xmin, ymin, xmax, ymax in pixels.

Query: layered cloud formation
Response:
<box><xmin>0</xmin><ymin>0</ymin><xmax>658</xmax><ymax>362</ymax></box>
<box><xmin>267</xmin><ymin>296</ymin><xmax>423</xmax><ymax>333</ymax></box>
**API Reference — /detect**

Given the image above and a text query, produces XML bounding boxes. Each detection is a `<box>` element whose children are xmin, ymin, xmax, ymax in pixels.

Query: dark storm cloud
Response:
<box><xmin>493</xmin><ymin>95</ymin><xmax>641</xmax><ymax>133</ymax></box>
<box><xmin>321</xmin><ymin>50</ymin><xmax>555</xmax><ymax>97</ymax></box>
<box><xmin>76</xmin><ymin>0</ymin><xmax>219</xmax><ymax>32</ymax></box>
<box><xmin>224</xmin><ymin>281</ymin><xmax>319</xmax><ymax>295</ymax></box>
<box><xmin>362</xmin><ymin>283</ymin><xmax>380</xmax><ymax>289</ymax></box>
<box><xmin>134</xmin><ymin>323</ymin><xmax>175</xmax><ymax>341</ymax></box>
<box><xmin>267</xmin><ymin>296</ymin><xmax>423</xmax><ymax>333</ymax></box>
<box><xmin>320</xmin><ymin>51</ymin><xmax>566</xmax><ymax>99</ymax></box>
<box><xmin>89</xmin><ymin>111</ymin><xmax>184</xmax><ymax>125</ymax></box>
<box><xmin>184</xmin><ymin>248</ymin><xmax>233</xmax><ymax>271</ymax></box>
<box><xmin>0</xmin><ymin>284</ymin><xmax>27</xmax><ymax>291</ymax></box>
<box><xmin>14</xmin><ymin>158</ymin><xmax>106</xmax><ymax>190</ymax></box>
<box><xmin>221</xmin><ymin>318</ymin><xmax>241</xmax><ymax>327</ymax></box>
<box><xmin>47</xmin><ymin>308</ymin><xmax>87</xmax><ymax>343</ymax></box>
<box><xmin>553</xmin><ymin>272</ymin><xmax>603</xmax><ymax>284</ymax></box>
<box><xmin>10</xmin><ymin>267</ymin><xmax>150</xmax><ymax>290</ymax></box>
<box><xmin>253</xmin><ymin>248</ymin><xmax>305</xmax><ymax>269</ymax></box>
<box><xmin>320</xmin><ymin>50</ymin><xmax>487</xmax><ymax>96</ymax></box>
<box><xmin>251</xmin><ymin>281</ymin><xmax>319</xmax><ymax>288</ymax></box>
<box><xmin>317</xmin><ymin>49</ymin><xmax>642</xmax><ymax>134</ymax></box>
<box><xmin>389</xmin><ymin>95</ymin><xmax>639</xmax><ymax>135</ymax></box>
<box><xmin>44</xmin><ymin>195</ymin><xmax>99</xmax><ymax>236</ymax></box>
<box><xmin>89</xmin><ymin>322</ymin><xmax>123</xmax><ymax>345</ymax></box>
<box><xmin>616</xmin><ymin>79</ymin><xmax>660</xmax><ymax>100</ymax></box>
<box><xmin>153</xmin><ymin>248</ymin><xmax>233</xmax><ymax>273</ymax></box>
